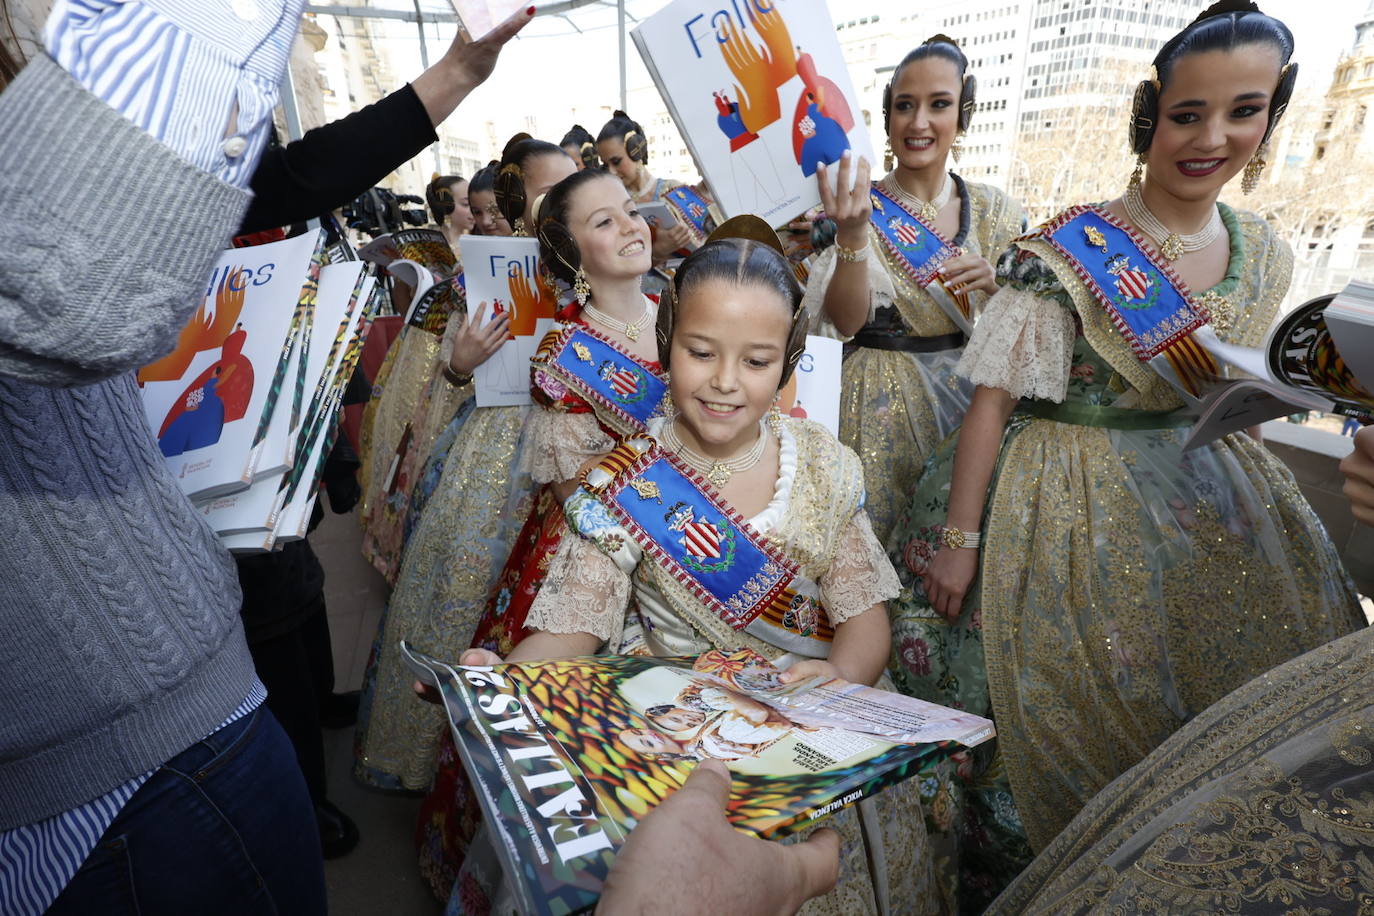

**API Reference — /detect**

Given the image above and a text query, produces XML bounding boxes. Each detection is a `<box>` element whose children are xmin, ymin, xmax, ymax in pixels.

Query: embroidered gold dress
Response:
<box><xmin>988</xmin><ymin>623</ymin><xmax>1374</xmax><ymax>915</ymax></box>
<box><xmin>803</xmin><ymin>172</ymin><xmax>1024</xmax><ymax>541</ymax></box>
<box><xmin>885</xmin><ymin>203</ymin><xmax>1364</xmax><ymax>911</ymax></box>
<box><xmin>358</xmin><ymin>324</ymin><xmax>451</xmax><ymax>582</ymax></box>
<box><xmin>352</xmin><ymin>398</ymin><xmax>532</xmax><ymax>791</ymax></box>
<box><xmin>504</xmin><ymin>417</ymin><xmax>939</xmax><ymax>916</ymax></box>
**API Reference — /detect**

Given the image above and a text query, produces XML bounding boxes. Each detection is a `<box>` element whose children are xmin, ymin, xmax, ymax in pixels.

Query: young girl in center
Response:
<box><xmin>455</xmin><ymin>218</ymin><xmax>938</xmax><ymax>916</ymax></box>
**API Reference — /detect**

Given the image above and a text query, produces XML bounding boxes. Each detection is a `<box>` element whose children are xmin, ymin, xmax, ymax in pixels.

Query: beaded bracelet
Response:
<box><xmin>835</xmin><ymin>240</ymin><xmax>870</xmax><ymax>263</ymax></box>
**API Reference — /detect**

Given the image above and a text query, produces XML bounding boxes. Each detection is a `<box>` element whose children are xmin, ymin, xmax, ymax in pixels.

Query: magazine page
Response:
<box><xmin>631</xmin><ymin>0</ymin><xmax>875</xmax><ymax>224</ymax></box>
<box><xmin>1323</xmin><ymin>280</ymin><xmax>1374</xmax><ymax>403</ymax></box>
<box><xmin>139</xmin><ymin>231</ymin><xmax>324</xmax><ymax>501</ymax></box>
<box><xmin>451</xmin><ymin>0</ymin><xmax>526</xmax><ymax>40</ymax></box>
<box><xmin>1182</xmin><ymin>379</ymin><xmax>1331</xmax><ymax>452</ymax></box>
<box><xmin>685</xmin><ymin>649</ymin><xmax>995</xmax><ymax>746</ymax></box>
<box><xmin>461</xmin><ymin>235</ymin><xmax>559</xmax><ymax>407</ymax></box>
<box><xmin>403</xmin><ymin>643</ymin><xmax>989</xmax><ymax>916</ymax></box>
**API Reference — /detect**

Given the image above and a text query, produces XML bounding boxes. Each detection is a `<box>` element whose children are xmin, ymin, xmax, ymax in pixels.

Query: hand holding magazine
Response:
<box><xmin>403</xmin><ymin>642</ymin><xmax>991</xmax><ymax>916</ymax></box>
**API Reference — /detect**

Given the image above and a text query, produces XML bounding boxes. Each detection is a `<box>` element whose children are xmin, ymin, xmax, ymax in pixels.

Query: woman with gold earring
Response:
<box><xmin>805</xmin><ymin>36</ymin><xmax>1024</xmax><ymax>544</ymax></box>
<box><xmin>884</xmin><ymin>3</ymin><xmax>1363</xmax><ymax>910</ymax></box>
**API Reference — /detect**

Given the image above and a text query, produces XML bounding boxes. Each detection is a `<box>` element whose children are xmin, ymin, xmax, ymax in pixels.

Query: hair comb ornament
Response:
<box><xmin>705</xmin><ymin>214</ymin><xmax>787</xmax><ymax>257</ymax></box>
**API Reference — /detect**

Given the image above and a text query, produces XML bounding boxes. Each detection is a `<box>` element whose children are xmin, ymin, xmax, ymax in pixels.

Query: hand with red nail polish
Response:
<box><xmin>411</xmin><ymin>3</ymin><xmax>536</xmax><ymax>127</ymax></box>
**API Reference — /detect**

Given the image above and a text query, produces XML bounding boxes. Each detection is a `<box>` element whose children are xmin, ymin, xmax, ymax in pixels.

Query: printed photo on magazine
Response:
<box><xmin>402</xmin><ymin>642</ymin><xmax>992</xmax><ymax>916</ymax></box>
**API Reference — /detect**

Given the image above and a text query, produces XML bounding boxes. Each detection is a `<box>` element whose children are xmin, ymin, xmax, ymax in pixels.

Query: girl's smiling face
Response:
<box><xmin>668</xmin><ymin>276</ymin><xmax>791</xmax><ymax>458</ymax></box>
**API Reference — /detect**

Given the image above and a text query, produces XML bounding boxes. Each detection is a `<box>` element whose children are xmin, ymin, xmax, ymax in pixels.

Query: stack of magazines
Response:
<box><xmin>138</xmin><ymin>230</ymin><xmax>381</xmax><ymax>553</ymax></box>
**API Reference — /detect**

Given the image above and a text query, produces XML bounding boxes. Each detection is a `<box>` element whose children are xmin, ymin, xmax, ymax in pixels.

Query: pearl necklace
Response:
<box><xmin>1123</xmin><ymin>182</ymin><xmax>1222</xmax><ymax>262</ymax></box>
<box><xmin>884</xmin><ymin>172</ymin><xmax>953</xmax><ymax>223</ymax></box>
<box><xmin>661</xmin><ymin>418</ymin><xmax>768</xmax><ymax>488</ymax></box>
<box><xmin>584</xmin><ymin>298</ymin><xmax>652</xmax><ymax>342</ymax></box>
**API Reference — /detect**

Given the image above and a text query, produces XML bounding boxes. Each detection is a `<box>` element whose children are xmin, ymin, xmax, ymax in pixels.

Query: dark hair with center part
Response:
<box><xmin>425</xmin><ymin>174</ymin><xmax>463</xmax><ymax>224</ymax></box>
<box><xmin>536</xmin><ymin>170</ymin><xmax>621</xmax><ymax>284</ymax></box>
<box><xmin>1129</xmin><ymin>1</ymin><xmax>1296</xmax><ymax>153</ymax></box>
<box><xmin>883</xmin><ymin>36</ymin><xmax>974</xmax><ymax>134</ymax></box>
<box><xmin>468</xmin><ymin>161</ymin><xmax>499</xmax><ymax>196</ymax></box>
<box><xmin>494</xmin><ymin>136</ymin><xmax>565</xmax><ymax>228</ymax></box>
<box><xmin>597</xmin><ymin>110</ymin><xmax>648</xmax><ymax>163</ymax></box>
<box><xmin>658</xmin><ymin>237</ymin><xmax>809</xmax><ymax>384</ymax></box>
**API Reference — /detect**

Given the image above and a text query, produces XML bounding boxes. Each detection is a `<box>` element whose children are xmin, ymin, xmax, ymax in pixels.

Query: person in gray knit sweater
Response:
<box><xmin>0</xmin><ymin>2</ymin><xmax>535</xmax><ymax>913</ymax></box>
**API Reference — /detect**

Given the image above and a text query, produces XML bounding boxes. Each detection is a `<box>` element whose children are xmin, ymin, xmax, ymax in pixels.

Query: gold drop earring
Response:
<box><xmin>573</xmin><ymin>268</ymin><xmax>591</xmax><ymax>307</ymax></box>
<box><xmin>1129</xmin><ymin>153</ymin><xmax>1145</xmax><ymax>189</ymax></box>
<box><xmin>1242</xmin><ymin>143</ymin><xmax>1268</xmax><ymax>195</ymax></box>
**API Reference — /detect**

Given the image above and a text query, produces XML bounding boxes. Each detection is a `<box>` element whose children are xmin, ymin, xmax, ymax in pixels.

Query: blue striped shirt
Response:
<box><xmin>0</xmin><ymin>680</ymin><xmax>269</xmax><ymax>916</ymax></box>
<box><xmin>45</xmin><ymin>0</ymin><xmax>305</xmax><ymax>188</ymax></box>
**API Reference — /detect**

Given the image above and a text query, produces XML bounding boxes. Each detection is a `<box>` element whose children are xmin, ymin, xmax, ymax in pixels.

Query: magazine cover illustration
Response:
<box><xmin>405</xmin><ymin>645</ymin><xmax>991</xmax><ymax>915</ymax></box>
<box><xmin>632</xmin><ymin>0</ymin><xmax>874</xmax><ymax>223</ymax></box>
<box><xmin>138</xmin><ymin>231</ymin><xmax>324</xmax><ymax>499</ymax></box>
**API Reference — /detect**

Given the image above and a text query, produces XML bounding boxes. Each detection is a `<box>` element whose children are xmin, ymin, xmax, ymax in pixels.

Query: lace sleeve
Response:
<box><xmin>800</xmin><ymin>232</ymin><xmax>898</xmax><ymax>340</ymax></box>
<box><xmin>525</xmin><ymin>531</ymin><xmax>631</xmax><ymax>643</ymax></box>
<box><xmin>956</xmin><ymin>250</ymin><xmax>1076</xmax><ymax>402</ymax></box>
<box><xmin>820</xmin><ymin>510</ymin><xmax>901</xmax><ymax>625</ymax></box>
<box><xmin>520</xmin><ymin>409</ymin><xmax>614</xmax><ymax>484</ymax></box>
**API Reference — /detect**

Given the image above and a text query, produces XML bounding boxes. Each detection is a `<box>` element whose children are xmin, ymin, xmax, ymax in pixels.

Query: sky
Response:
<box><xmin>359</xmin><ymin>0</ymin><xmax>1370</xmax><ymax>151</ymax></box>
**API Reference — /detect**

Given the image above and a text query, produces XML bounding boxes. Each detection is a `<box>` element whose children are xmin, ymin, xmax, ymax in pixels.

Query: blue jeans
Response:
<box><xmin>48</xmin><ymin>705</ymin><xmax>326</xmax><ymax>916</ymax></box>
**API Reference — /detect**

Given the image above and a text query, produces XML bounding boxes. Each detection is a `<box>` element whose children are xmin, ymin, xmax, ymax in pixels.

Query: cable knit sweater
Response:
<box><xmin>0</xmin><ymin>57</ymin><xmax>259</xmax><ymax>829</ymax></box>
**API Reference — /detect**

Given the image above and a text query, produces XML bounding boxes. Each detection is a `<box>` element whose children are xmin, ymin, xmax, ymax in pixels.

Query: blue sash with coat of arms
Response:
<box><xmin>532</xmin><ymin>324</ymin><xmax>668</xmax><ymax>436</ymax></box>
<box><xmin>579</xmin><ymin>436</ymin><xmax>835</xmax><ymax>657</ymax></box>
<box><xmin>868</xmin><ymin>185</ymin><xmax>973</xmax><ymax>334</ymax></box>
<box><xmin>1038</xmin><ymin>205</ymin><xmax>1222</xmax><ymax>398</ymax></box>
<box><xmin>662</xmin><ymin>185</ymin><xmax>715</xmax><ymax>249</ymax></box>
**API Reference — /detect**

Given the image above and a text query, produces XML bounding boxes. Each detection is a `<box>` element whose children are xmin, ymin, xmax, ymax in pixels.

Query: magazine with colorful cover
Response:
<box><xmin>138</xmin><ymin>231</ymin><xmax>325</xmax><ymax>500</ymax></box>
<box><xmin>1189</xmin><ymin>286</ymin><xmax>1374</xmax><ymax>448</ymax></box>
<box><xmin>359</xmin><ymin>227</ymin><xmax>463</xmax><ymax>331</ymax></box>
<box><xmin>460</xmin><ymin>235</ymin><xmax>558</xmax><ymax>407</ymax></box>
<box><xmin>631</xmin><ymin>0</ymin><xmax>875</xmax><ymax>224</ymax></box>
<box><xmin>274</xmin><ymin>277</ymin><xmax>382</xmax><ymax>544</ymax></box>
<box><xmin>403</xmin><ymin>643</ymin><xmax>993</xmax><ymax>916</ymax></box>
<box><xmin>197</xmin><ymin>262</ymin><xmax>368</xmax><ymax>536</ymax></box>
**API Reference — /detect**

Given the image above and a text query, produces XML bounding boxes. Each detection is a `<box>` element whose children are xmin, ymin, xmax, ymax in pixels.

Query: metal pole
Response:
<box><xmin>412</xmin><ymin>0</ymin><xmax>444</xmax><ymax>174</ymax></box>
<box><xmin>280</xmin><ymin>60</ymin><xmax>304</xmax><ymax>141</ymax></box>
<box><xmin>617</xmin><ymin>0</ymin><xmax>627</xmax><ymax>111</ymax></box>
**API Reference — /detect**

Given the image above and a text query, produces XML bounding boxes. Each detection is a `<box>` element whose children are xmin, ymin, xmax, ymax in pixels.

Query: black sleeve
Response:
<box><xmin>238</xmin><ymin>84</ymin><xmax>438</xmax><ymax>234</ymax></box>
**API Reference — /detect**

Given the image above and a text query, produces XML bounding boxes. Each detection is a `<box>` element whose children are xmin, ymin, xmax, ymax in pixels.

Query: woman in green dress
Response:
<box><xmin>885</xmin><ymin>3</ymin><xmax>1365</xmax><ymax>911</ymax></box>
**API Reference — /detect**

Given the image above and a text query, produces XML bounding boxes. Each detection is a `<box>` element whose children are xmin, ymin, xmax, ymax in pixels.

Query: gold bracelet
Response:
<box><xmin>835</xmin><ymin>240</ymin><xmax>870</xmax><ymax>263</ymax></box>
<box><xmin>443</xmin><ymin>364</ymin><xmax>473</xmax><ymax>387</ymax></box>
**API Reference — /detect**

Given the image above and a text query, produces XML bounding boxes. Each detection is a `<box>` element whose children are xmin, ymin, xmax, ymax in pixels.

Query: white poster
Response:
<box><xmin>776</xmin><ymin>334</ymin><xmax>841</xmax><ymax>436</ymax></box>
<box><xmin>461</xmin><ymin>235</ymin><xmax>560</xmax><ymax>407</ymax></box>
<box><xmin>632</xmin><ymin>0</ymin><xmax>874</xmax><ymax>224</ymax></box>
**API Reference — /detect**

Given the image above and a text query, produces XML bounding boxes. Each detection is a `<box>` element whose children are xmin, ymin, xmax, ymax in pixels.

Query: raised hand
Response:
<box><xmin>441</xmin><ymin>302</ymin><xmax>508</xmax><ymax>375</ymax></box>
<box><xmin>816</xmin><ymin>152</ymin><xmax>872</xmax><ymax>251</ymax></box>
<box><xmin>507</xmin><ymin>268</ymin><xmax>554</xmax><ymax>335</ymax></box>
